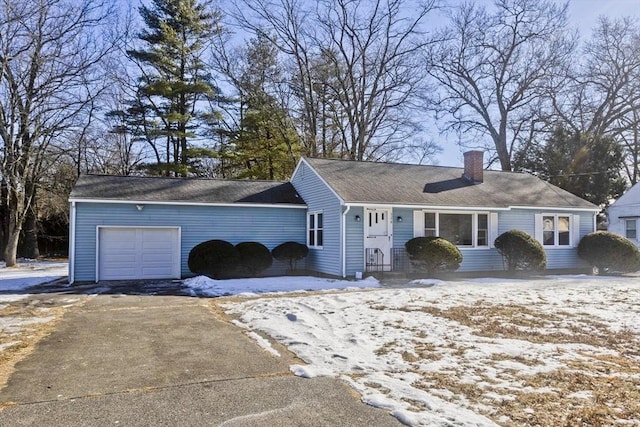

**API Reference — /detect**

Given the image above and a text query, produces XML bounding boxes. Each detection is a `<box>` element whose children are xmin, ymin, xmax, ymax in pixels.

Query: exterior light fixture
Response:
<box><xmin>397</xmin><ymin>216</ymin><xmax>403</xmax><ymax>223</ymax></box>
<box><xmin>355</xmin><ymin>215</ymin><xmax>361</xmax><ymax>222</ymax></box>
<box><xmin>136</xmin><ymin>205</ymin><xmax>144</xmax><ymax>211</ymax></box>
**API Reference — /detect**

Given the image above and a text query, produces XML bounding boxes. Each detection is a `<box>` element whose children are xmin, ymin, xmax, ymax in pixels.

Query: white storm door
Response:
<box><xmin>364</xmin><ymin>208</ymin><xmax>392</xmax><ymax>271</ymax></box>
<box><xmin>98</xmin><ymin>227</ymin><xmax>180</xmax><ymax>281</ymax></box>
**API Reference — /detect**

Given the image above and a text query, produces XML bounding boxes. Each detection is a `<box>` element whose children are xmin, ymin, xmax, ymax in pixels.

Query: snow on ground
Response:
<box><xmin>0</xmin><ymin>259</ymin><xmax>68</xmax><ymax>292</ymax></box>
<box><xmin>183</xmin><ymin>274</ymin><xmax>380</xmax><ymax>297</ymax></box>
<box><xmin>224</xmin><ymin>275</ymin><xmax>640</xmax><ymax>427</ymax></box>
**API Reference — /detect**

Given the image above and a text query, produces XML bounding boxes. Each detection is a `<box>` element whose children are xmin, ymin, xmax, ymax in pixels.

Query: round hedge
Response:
<box><xmin>236</xmin><ymin>242</ymin><xmax>273</xmax><ymax>277</ymax></box>
<box><xmin>494</xmin><ymin>230</ymin><xmax>546</xmax><ymax>272</ymax></box>
<box><xmin>188</xmin><ymin>239</ymin><xmax>240</xmax><ymax>279</ymax></box>
<box><xmin>271</xmin><ymin>241</ymin><xmax>309</xmax><ymax>270</ymax></box>
<box><xmin>405</xmin><ymin>236</ymin><xmax>462</xmax><ymax>275</ymax></box>
<box><xmin>578</xmin><ymin>231</ymin><xmax>640</xmax><ymax>274</ymax></box>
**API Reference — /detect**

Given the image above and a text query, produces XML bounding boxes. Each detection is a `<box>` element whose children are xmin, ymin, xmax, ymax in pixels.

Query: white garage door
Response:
<box><xmin>98</xmin><ymin>227</ymin><xmax>180</xmax><ymax>281</ymax></box>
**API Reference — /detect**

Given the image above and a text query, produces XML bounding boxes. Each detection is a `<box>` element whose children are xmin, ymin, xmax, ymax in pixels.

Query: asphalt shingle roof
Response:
<box><xmin>70</xmin><ymin>174</ymin><xmax>305</xmax><ymax>205</ymax></box>
<box><xmin>304</xmin><ymin>157</ymin><xmax>598</xmax><ymax>210</ymax></box>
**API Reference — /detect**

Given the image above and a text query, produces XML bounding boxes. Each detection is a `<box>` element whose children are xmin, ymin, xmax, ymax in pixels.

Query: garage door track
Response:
<box><xmin>0</xmin><ymin>292</ymin><xmax>401</xmax><ymax>426</ymax></box>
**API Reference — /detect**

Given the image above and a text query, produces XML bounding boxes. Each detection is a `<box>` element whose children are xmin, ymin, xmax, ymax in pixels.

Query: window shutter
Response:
<box><xmin>534</xmin><ymin>213</ymin><xmax>543</xmax><ymax>243</ymax></box>
<box><xmin>489</xmin><ymin>212</ymin><xmax>499</xmax><ymax>248</ymax></box>
<box><xmin>413</xmin><ymin>210</ymin><xmax>424</xmax><ymax>237</ymax></box>
<box><xmin>573</xmin><ymin>214</ymin><xmax>581</xmax><ymax>247</ymax></box>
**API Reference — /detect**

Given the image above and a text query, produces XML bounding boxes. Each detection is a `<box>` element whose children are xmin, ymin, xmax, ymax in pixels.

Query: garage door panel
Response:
<box><xmin>141</xmin><ymin>254</ymin><xmax>173</xmax><ymax>264</ymax></box>
<box><xmin>102</xmin><ymin>239</ymin><xmax>136</xmax><ymax>251</ymax></box>
<box><xmin>98</xmin><ymin>227</ymin><xmax>180</xmax><ymax>281</ymax></box>
<box><xmin>141</xmin><ymin>265</ymin><xmax>174</xmax><ymax>276</ymax></box>
<box><xmin>102</xmin><ymin>254</ymin><xmax>137</xmax><ymax>263</ymax></box>
<box><xmin>141</xmin><ymin>242</ymin><xmax>174</xmax><ymax>252</ymax></box>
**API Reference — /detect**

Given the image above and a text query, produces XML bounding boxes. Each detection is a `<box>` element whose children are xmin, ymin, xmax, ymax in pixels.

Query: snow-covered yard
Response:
<box><xmin>223</xmin><ymin>275</ymin><xmax>640</xmax><ymax>427</ymax></box>
<box><xmin>2</xmin><ymin>261</ymin><xmax>639</xmax><ymax>426</ymax></box>
<box><xmin>0</xmin><ymin>259</ymin><xmax>68</xmax><ymax>292</ymax></box>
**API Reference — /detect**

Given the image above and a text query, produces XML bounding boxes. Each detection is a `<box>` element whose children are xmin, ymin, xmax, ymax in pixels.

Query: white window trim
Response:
<box><xmin>625</xmin><ymin>219</ymin><xmax>637</xmax><ymax>240</ymax></box>
<box><xmin>535</xmin><ymin>213</ymin><xmax>579</xmax><ymax>248</ymax></box>
<box><xmin>307</xmin><ymin>211</ymin><xmax>324</xmax><ymax>249</ymax></box>
<box><xmin>414</xmin><ymin>210</ymin><xmax>494</xmax><ymax>249</ymax></box>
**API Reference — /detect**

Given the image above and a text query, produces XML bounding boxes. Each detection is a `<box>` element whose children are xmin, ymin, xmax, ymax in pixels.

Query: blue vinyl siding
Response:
<box><xmin>401</xmin><ymin>208</ymin><xmax>595</xmax><ymax>272</ymax></box>
<box><xmin>392</xmin><ymin>208</ymin><xmax>414</xmax><ymax>247</ymax></box>
<box><xmin>73</xmin><ymin>202</ymin><xmax>306</xmax><ymax>281</ymax></box>
<box><xmin>343</xmin><ymin>207</ymin><xmax>415</xmax><ymax>277</ymax></box>
<box><xmin>291</xmin><ymin>161</ymin><xmax>343</xmax><ymax>276</ymax></box>
<box><xmin>500</xmin><ymin>209</ymin><xmax>593</xmax><ymax>270</ymax></box>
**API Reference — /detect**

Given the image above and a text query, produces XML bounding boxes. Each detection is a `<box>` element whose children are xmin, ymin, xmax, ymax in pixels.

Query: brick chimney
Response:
<box><xmin>463</xmin><ymin>150</ymin><xmax>484</xmax><ymax>183</ymax></box>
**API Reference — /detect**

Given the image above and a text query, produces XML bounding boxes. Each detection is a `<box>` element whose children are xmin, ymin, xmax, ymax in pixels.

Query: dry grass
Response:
<box><xmin>373</xmin><ymin>300</ymin><xmax>640</xmax><ymax>427</ymax></box>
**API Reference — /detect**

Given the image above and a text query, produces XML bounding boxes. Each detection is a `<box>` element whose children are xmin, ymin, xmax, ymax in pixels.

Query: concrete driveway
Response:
<box><xmin>0</xmin><ymin>289</ymin><xmax>402</xmax><ymax>426</ymax></box>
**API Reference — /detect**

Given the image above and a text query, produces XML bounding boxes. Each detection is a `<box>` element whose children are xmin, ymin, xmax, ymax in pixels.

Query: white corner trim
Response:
<box><xmin>69</xmin><ymin>201</ymin><xmax>76</xmax><ymax>284</ymax></box>
<box><xmin>342</xmin><ymin>205</ymin><xmax>351</xmax><ymax>278</ymax></box>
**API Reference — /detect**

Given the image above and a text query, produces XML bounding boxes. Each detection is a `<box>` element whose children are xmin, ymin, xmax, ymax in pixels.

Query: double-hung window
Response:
<box><xmin>626</xmin><ymin>219</ymin><xmax>637</xmax><ymax>240</ymax></box>
<box><xmin>421</xmin><ymin>212</ymin><xmax>490</xmax><ymax>248</ymax></box>
<box><xmin>541</xmin><ymin>214</ymin><xmax>571</xmax><ymax>247</ymax></box>
<box><xmin>308</xmin><ymin>212</ymin><xmax>323</xmax><ymax>248</ymax></box>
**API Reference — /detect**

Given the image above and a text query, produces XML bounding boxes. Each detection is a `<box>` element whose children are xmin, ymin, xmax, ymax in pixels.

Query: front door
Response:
<box><xmin>364</xmin><ymin>208</ymin><xmax>392</xmax><ymax>271</ymax></box>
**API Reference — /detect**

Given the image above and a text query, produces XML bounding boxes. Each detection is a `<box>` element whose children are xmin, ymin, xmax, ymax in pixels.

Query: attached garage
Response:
<box><xmin>97</xmin><ymin>227</ymin><xmax>181</xmax><ymax>281</ymax></box>
<box><xmin>68</xmin><ymin>174</ymin><xmax>307</xmax><ymax>283</ymax></box>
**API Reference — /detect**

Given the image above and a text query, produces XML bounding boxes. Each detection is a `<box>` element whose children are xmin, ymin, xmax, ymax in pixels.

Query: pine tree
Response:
<box><xmin>231</xmin><ymin>35</ymin><xmax>302</xmax><ymax>180</ymax></box>
<box><xmin>127</xmin><ymin>0</ymin><xmax>220</xmax><ymax>176</ymax></box>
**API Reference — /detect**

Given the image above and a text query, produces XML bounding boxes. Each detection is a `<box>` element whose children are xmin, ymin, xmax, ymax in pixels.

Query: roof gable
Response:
<box><xmin>70</xmin><ymin>175</ymin><xmax>305</xmax><ymax>206</ymax></box>
<box><xmin>303</xmin><ymin>157</ymin><xmax>598</xmax><ymax>210</ymax></box>
<box><xmin>610</xmin><ymin>181</ymin><xmax>640</xmax><ymax>208</ymax></box>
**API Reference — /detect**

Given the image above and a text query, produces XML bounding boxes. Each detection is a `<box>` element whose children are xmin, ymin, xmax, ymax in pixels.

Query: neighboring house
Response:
<box><xmin>607</xmin><ymin>182</ymin><xmax>640</xmax><ymax>246</ymax></box>
<box><xmin>68</xmin><ymin>151</ymin><xmax>600</xmax><ymax>282</ymax></box>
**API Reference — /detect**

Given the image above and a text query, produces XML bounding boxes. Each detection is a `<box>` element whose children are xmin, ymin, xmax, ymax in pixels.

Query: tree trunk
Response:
<box><xmin>21</xmin><ymin>206</ymin><xmax>40</xmax><ymax>259</ymax></box>
<box><xmin>4</xmin><ymin>225</ymin><xmax>20</xmax><ymax>267</ymax></box>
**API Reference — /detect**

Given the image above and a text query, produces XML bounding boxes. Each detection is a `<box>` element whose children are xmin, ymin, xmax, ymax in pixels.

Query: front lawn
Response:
<box><xmin>223</xmin><ymin>275</ymin><xmax>640</xmax><ymax>426</ymax></box>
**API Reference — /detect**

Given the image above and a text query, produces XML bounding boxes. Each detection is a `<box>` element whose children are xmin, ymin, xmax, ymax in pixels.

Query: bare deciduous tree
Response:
<box><xmin>427</xmin><ymin>0</ymin><xmax>575</xmax><ymax>171</ymax></box>
<box><xmin>551</xmin><ymin>17</ymin><xmax>640</xmax><ymax>184</ymax></box>
<box><xmin>230</xmin><ymin>0</ymin><xmax>439</xmax><ymax>161</ymax></box>
<box><xmin>0</xmin><ymin>0</ymin><xmax>119</xmax><ymax>266</ymax></box>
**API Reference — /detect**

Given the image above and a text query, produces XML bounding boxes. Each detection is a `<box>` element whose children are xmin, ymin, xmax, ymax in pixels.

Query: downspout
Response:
<box><xmin>342</xmin><ymin>205</ymin><xmax>351</xmax><ymax>278</ymax></box>
<box><xmin>69</xmin><ymin>201</ymin><xmax>76</xmax><ymax>284</ymax></box>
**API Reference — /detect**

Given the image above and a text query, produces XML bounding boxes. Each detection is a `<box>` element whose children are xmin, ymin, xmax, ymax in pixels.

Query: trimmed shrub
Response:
<box><xmin>405</xmin><ymin>236</ymin><xmax>462</xmax><ymax>275</ymax></box>
<box><xmin>494</xmin><ymin>230</ymin><xmax>546</xmax><ymax>272</ymax></box>
<box><xmin>188</xmin><ymin>239</ymin><xmax>240</xmax><ymax>279</ymax></box>
<box><xmin>578</xmin><ymin>231</ymin><xmax>640</xmax><ymax>274</ymax></box>
<box><xmin>271</xmin><ymin>241</ymin><xmax>309</xmax><ymax>270</ymax></box>
<box><xmin>236</xmin><ymin>242</ymin><xmax>273</xmax><ymax>277</ymax></box>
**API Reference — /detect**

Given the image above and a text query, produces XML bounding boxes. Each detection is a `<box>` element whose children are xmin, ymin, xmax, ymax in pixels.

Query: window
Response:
<box><xmin>626</xmin><ymin>219</ymin><xmax>637</xmax><ymax>239</ymax></box>
<box><xmin>422</xmin><ymin>212</ymin><xmax>489</xmax><ymax>247</ymax></box>
<box><xmin>542</xmin><ymin>215</ymin><xmax>571</xmax><ymax>247</ymax></box>
<box><xmin>440</xmin><ymin>213</ymin><xmax>473</xmax><ymax>246</ymax></box>
<box><xmin>308</xmin><ymin>212</ymin><xmax>323</xmax><ymax>247</ymax></box>
<box><xmin>424</xmin><ymin>212</ymin><xmax>436</xmax><ymax>237</ymax></box>
<box><xmin>477</xmin><ymin>214</ymin><xmax>488</xmax><ymax>246</ymax></box>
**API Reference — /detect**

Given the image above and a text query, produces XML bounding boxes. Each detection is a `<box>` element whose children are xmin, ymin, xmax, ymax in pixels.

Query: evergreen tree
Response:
<box><xmin>231</xmin><ymin>35</ymin><xmax>302</xmax><ymax>180</ymax></box>
<box><xmin>127</xmin><ymin>0</ymin><xmax>220</xmax><ymax>176</ymax></box>
<box><xmin>515</xmin><ymin>127</ymin><xmax>627</xmax><ymax>206</ymax></box>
